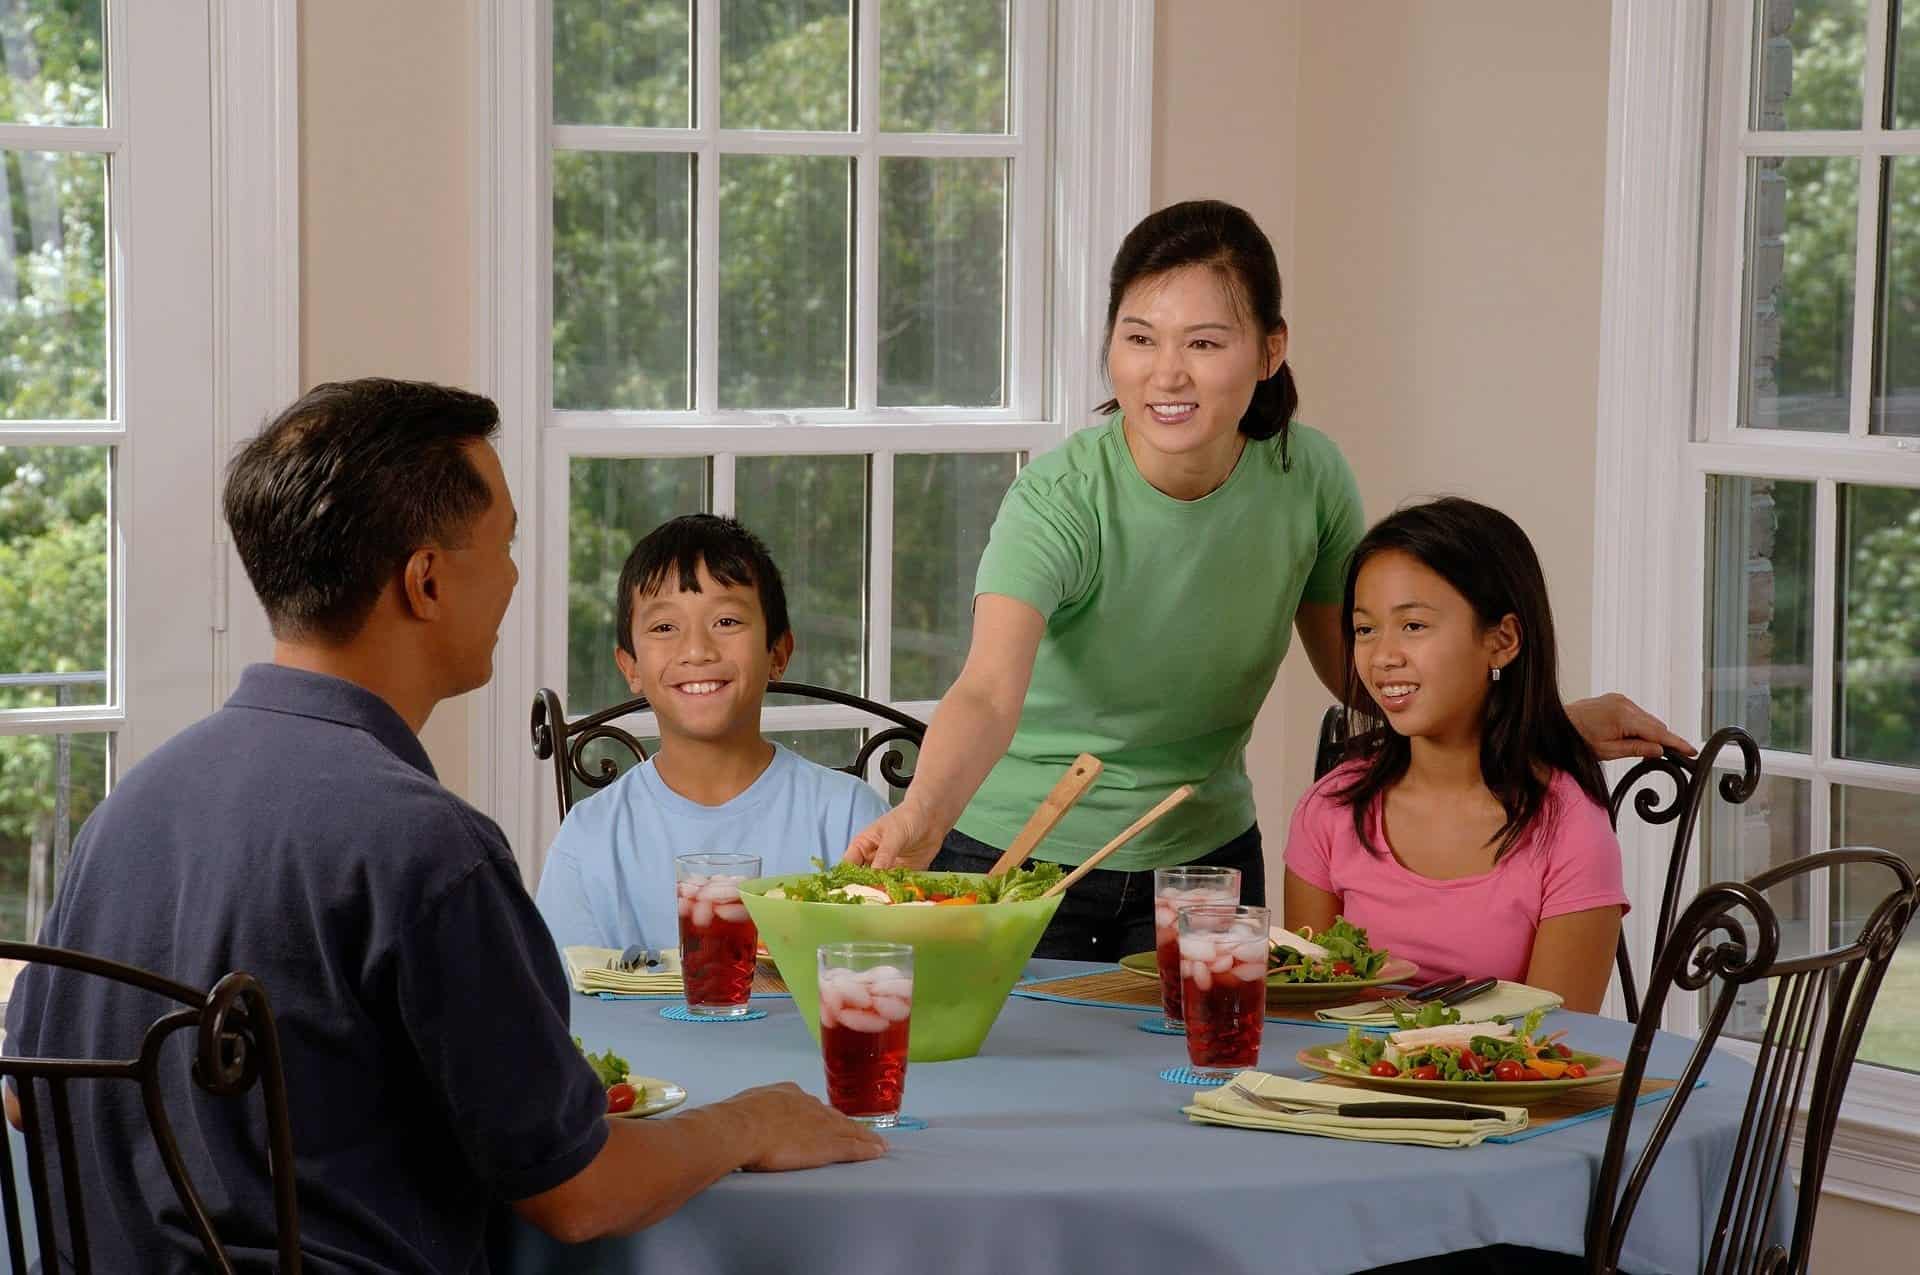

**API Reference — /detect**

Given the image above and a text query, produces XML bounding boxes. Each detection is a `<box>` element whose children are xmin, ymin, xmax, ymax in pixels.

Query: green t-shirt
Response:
<box><xmin>958</xmin><ymin>413</ymin><xmax>1365</xmax><ymax>871</ymax></box>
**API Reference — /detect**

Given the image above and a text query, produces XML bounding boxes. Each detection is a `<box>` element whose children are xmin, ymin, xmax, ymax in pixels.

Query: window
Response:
<box><xmin>1690</xmin><ymin>0</ymin><xmax>1920</xmax><ymax>1076</ymax></box>
<box><xmin>476</xmin><ymin>0</ymin><xmax>1155</xmax><ymax>860</ymax></box>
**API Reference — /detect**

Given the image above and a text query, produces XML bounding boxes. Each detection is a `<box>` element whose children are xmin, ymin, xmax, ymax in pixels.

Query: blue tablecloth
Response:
<box><xmin>494</xmin><ymin>961</ymin><xmax>1779</xmax><ymax>1274</ymax></box>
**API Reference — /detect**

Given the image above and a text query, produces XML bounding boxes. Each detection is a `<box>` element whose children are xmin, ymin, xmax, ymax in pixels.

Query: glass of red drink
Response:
<box><xmin>674</xmin><ymin>852</ymin><xmax>762</xmax><ymax>1017</ymax></box>
<box><xmin>1151</xmin><ymin>866</ymin><xmax>1242</xmax><ymax>1030</ymax></box>
<box><xmin>816</xmin><ymin>942</ymin><xmax>914</xmax><ymax>1128</ymax></box>
<box><xmin>1177</xmin><ymin>904</ymin><xmax>1270</xmax><ymax>1077</ymax></box>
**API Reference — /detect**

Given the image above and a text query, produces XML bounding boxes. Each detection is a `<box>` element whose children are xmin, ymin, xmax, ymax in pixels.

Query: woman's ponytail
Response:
<box><xmin>1239</xmin><ymin>359</ymin><xmax>1299</xmax><ymax>469</ymax></box>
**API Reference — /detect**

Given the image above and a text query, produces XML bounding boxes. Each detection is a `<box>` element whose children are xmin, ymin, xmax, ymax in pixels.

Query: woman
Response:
<box><xmin>845</xmin><ymin>199</ymin><xmax>1680</xmax><ymax>962</ymax></box>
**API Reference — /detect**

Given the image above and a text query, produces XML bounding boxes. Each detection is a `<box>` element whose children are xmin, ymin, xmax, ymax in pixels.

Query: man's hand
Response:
<box><xmin>728</xmin><ymin>1083</ymin><xmax>888</xmax><ymax>1172</ymax></box>
<box><xmin>1566</xmin><ymin>693</ymin><xmax>1695</xmax><ymax>762</ymax></box>
<box><xmin>842</xmin><ymin>801</ymin><xmax>942</xmax><ymax>871</ymax></box>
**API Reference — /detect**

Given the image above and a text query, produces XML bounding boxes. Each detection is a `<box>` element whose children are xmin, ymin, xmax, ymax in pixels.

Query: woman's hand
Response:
<box><xmin>843</xmin><ymin>801</ymin><xmax>943</xmax><ymax>871</ymax></box>
<box><xmin>1566</xmin><ymin>693</ymin><xmax>1695</xmax><ymax>762</ymax></box>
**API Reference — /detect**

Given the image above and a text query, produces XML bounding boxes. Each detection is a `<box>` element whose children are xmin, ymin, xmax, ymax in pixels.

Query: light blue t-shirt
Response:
<box><xmin>534</xmin><ymin>743</ymin><xmax>890</xmax><ymax>951</ymax></box>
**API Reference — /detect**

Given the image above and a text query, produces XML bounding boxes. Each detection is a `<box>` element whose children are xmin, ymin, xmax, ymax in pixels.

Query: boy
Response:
<box><xmin>536</xmin><ymin>513</ymin><xmax>889</xmax><ymax>949</ymax></box>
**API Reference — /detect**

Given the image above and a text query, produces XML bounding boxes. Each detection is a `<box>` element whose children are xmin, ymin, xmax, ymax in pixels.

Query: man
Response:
<box><xmin>4</xmin><ymin>379</ymin><xmax>882</xmax><ymax>1272</ymax></box>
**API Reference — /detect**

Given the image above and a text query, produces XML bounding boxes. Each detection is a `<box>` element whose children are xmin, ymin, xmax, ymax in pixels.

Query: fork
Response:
<box><xmin>605</xmin><ymin>944</ymin><xmax>657</xmax><ymax>972</ymax></box>
<box><xmin>1381</xmin><ymin>975</ymin><xmax>1500</xmax><ymax>1017</ymax></box>
<box><xmin>1376</xmin><ymin>974</ymin><xmax>1468</xmax><ymax>1018</ymax></box>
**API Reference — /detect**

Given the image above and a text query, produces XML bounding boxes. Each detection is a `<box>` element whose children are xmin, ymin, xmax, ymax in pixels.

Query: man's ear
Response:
<box><xmin>614</xmin><ymin>645</ymin><xmax>641</xmax><ymax>694</ymax></box>
<box><xmin>769</xmin><ymin>631</ymin><xmax>795</xmax><ymax>681</ymax></box>
<box><xmin>401</xmin><ymin>548</ymin><xmax>442</xmax><ymax>621</ymax></box>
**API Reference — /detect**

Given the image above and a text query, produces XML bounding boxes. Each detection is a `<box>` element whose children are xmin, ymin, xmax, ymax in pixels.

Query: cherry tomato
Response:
<box><xmin>1409</xmin><ymin>1064</ymin><xmax>1440</xmax><ymax>1081</ymax></box>
<box><xmin>606</xmin><ymin>1082</ymin><xmax>637</xmax><ymax>1114</ymax></box>
<box><xmin>1565</xmin><ymin>1063</ymin><xmax>1588</xmax><ymax>1079</ymax></box>
<box><xmin>1369</xmin><ymin>1060</ymin><xmax>1401</xmax><ymax>1078</ymax></box>
<box><xmin>1519</xmin><ymin>1067</ymin><xmax>1545</xmax><ymax>1081</ymax></box>
<box><xmin>1554</xmin><ymin>1043</ymin><xmax>1573</xmax><ymax>1059</ymax></box>
<box><xmin>1459</xmin><ymin>1050</ymin><xmax>1484</xmax><ymax>1074</ymax></box>
<box><xmin>1330</xmin><ymin>961</ymin><xmax>1356</xmax><ymax>977</ymax></box>
<box><xmin>1492</xmin><ymin>1059</ymin><xmax>1525</xmax><ymax>1082</ymax></box>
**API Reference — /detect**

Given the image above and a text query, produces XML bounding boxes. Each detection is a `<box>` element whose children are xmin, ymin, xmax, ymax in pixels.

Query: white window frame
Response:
<box><xmin>471</xmin><ymin>0</ymin><xmax>1155</xmax><ymax>877</ymax></box>
<box><xmin>1596</xmin><ymin>0</ymin><xmax>1920</xmax><ymax>1214</ymax></box>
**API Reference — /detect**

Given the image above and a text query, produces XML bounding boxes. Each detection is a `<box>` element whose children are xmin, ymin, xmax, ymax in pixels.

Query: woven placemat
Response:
<box><xmin>1012</xmin><ymin>969</ymin><xmax>1365</xmax><ymax>1027</ymax></box>
<box><xmin>1309</xmin><ymin>1073</ymin><xmax>1699</xmax><ymax>1142</ymax></box>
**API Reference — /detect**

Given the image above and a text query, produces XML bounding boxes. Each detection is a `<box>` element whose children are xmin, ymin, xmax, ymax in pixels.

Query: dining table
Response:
<box><xmin>490</xmin><ymin>959</ymin><xmax>1781</xmax><ymax>1275</ymax></box>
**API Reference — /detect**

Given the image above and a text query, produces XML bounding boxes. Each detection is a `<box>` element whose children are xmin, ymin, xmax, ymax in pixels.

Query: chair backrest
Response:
<box><xmin>0</xmin><ymin>943</ymin><xmax>301</xmax><ymax>1273</ymax></box>
<box><xmin>531</xmin><ymin>681</ymin><xmax>928</xmax><ymax>820</ymax></box>
<box><xmin>1584</xmin><ymin>847</ymin><xmax>1917</xmax><ymax>1275</ymax></box>
<box><xmin>1604</xmin><ymin>726</ymin><xmax>1762</xmax><ymax>1022</ymax></box>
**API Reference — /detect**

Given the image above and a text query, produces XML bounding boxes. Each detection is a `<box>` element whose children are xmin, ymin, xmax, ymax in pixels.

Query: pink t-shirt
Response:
<box><xmin>1283</xmin><ymin>764</ymin><xmax>1629</xmax><ymax>984</ymax></box>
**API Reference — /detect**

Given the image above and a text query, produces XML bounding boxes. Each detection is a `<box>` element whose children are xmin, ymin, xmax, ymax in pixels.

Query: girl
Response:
<box><xmin>1283</xmin><ymin>498</ymin><xmax>1627</xmax><ymax>1011</ymax></box>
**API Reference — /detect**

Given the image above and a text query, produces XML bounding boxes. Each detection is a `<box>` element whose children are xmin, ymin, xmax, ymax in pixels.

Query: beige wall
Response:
<box><xmin>1153</xmin><ymin>0</ymin><xmax>1918</xmax><ymax>1264</ymax></box>
<box><xmin>300</xmin><ymin>0</ymin><xmax>476</xmax><ymax>796</ymax></box>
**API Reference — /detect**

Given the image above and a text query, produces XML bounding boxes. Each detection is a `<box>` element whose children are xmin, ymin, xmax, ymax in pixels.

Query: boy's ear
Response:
<box><xmin>1485</xmin><ymin>613</ymin><xmax>1522</xmax><ymax>673</ymax></box>
<box><xmin>769</xmin><ymin>631</ymin><xmax>794</xmax><ymax>682</ymax></box>
<box><xmin>614</xmin><ymin>645</ymin><xmax>642</xmax><ymax>695</ymax></box>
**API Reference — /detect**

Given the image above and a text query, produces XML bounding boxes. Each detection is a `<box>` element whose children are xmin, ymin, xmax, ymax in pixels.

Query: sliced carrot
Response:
<box><xmin>933</xmin><ymin>894</ymin><xmax>980</xmax><ymax>906</ymax></box>
<box><xmin>1531</xmin><ymin>1058</ymin><xmax>1570</xmax><ymax>1079</ymax></box>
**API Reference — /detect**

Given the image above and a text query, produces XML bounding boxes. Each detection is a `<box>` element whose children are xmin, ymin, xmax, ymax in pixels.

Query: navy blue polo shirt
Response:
<box><xmin>4</xmin><ymin>665</ymin><xmax>609</xmax><ymax>1272</ymax></box>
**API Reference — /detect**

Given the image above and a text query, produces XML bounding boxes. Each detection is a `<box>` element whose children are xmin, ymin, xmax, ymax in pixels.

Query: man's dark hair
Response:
<box><xmin>224</xmin><ymin>378</ymin><xmax>501</xmax><ymax>643</ymax></box>
<box><xmin>615</xmin><ymin>514</ymin><xmax>791</xmax><ymax>655</ymax></box>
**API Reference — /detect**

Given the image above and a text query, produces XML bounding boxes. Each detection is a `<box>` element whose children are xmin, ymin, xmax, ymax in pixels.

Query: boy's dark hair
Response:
<box><xmin>615</xmin><ymin>514</ymin><xmax>791</xmax><ymax>654</ymax></box>
<box><xmin>223</xmin><ymin>378</ymin><xmax>501</xmax><ymax>643</ymax></box>
<box><xmin>1331</xmin><ymin>497</ymin><xmax>1609</xmax><ymax>862</ymax></box>
<box><xmin>1096</xmin><ymin>198</ymin><xmax>1299</xmax><ymax>467</ymax></box>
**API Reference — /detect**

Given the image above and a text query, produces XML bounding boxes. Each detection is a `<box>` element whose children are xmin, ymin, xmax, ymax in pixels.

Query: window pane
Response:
<box><xmin>891</xmin><ymin>452</ymin><xmax>1017</xmax><ymax>700</ymax></box>
<box><xmin>720</xmin><ymin>0</ymin><xmax>850</xmax><ymax>131</ymax></box>
<box><xmin>1741</xmin><ymin>156</ymin><xmax>1857</xmax><ymax>433</ymax></box>
<box><xmin>1890</xmin><ymin>0</ymin><xmax>1920</xmax><ymax>128</ymax></box>
<box><xmin>879</xmin><ymin>0</ymin><xmax>1008</xmax><ymax>133</ymax></box>
<box><xmin>568</xmin><ymin>456</ymin><xmax>709</xmax><ymax>714</ymax></box>
<box><xmin>767</xmin><ymin>727</ymin><xmax>863</xmax><ymax>774</ymax></box>
<box><xmin>1838</xmin><ymin>483</ymin><xmax>1920</xmax><ymax>766</ymax></box>
<box><xmin>1832</xmin><ymin>786</ymin><xmax>1920</xmax><ymax>1074</ymax></box>
<box><xmin>878</xmin><ymin>159</ymin><xmax>1007</xmax><ymax>407</ymax></box>
<box><xmin>553</xmin><ymin>0</ymin><xmax>692</xmax><ymax>128</ymax></box>
<box><xmin>0</xmin><ymin>730</ymin><xmax>107</xmax><ymax>993</ymax></box>
<box><xmin>0</xmin><ymin>446</ymin><xmax>106</xmax><ymax>709</ymax></box>
<box><xmin>0</xmin><ymin>1</ymin><xmax>103</xmax><ymax>127</ymax></box>
<box><xmin>736</xmin><ymin>455</ymin><xmax>866</xmax><ymax>694</ymax></box>
<box><xmin>552</xmin><ymin>151</ymin><xmax>692</xmax><ymax>411</ymax></box>
<box><xmin>1751</xmin><ymin>0</ymin><xmax>1866</xmax><ymax>131</ymax></box>
<box><xmin>1702</xmin><ymin>774</ymin><xmax>1813</xmax><ymax>1042</ymax></box>
<box><xmin>719</xmin><ymin>156</ymin><xmax>850</xmax><ymax>408</ymax></box>
<box><xmin>1706</xmin><ymin>476</ymin><xmax>1814</xmax><ymax>750</ymax></box>
<box><xmin>0</xmin><ymin>150</ymin><xmax>107</xmax><ymax>420</ymax></box>
<box><xmin>1872</xmin><ymin>158</ymin><xmax>1920</xmax><ymax>435</ymax></box>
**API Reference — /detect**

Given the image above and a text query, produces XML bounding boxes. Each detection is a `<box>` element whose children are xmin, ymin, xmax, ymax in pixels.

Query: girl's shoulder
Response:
<box><xmin>1295</xmin><ymin>760</ymin><xmax>1369</xmax><ymax>819</ymax></box>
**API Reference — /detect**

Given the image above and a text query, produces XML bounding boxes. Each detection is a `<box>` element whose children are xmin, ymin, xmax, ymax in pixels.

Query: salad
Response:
<box><xmin>1328</xmin><ymin>1007</ymin><xmax>1591</xmax><ymax>1082</ymax></box>
<box><xmin>763</xmin><ymin>859</ymin><xmax>1064</xmax><ymax>906</ymax></box>
<box><xmin>575</xmin><ymin>1037</ymin><xmax>643</xmax><ymax>1114</ymax></box>
<box><xmin>1266</xmin><ymin>917</ymin><xmax>1390</xmax><ymax>983</ymax></box>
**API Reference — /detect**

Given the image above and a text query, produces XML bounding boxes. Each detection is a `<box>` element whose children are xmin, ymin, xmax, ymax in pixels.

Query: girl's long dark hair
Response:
<box><xmin>1095</xmin><ymin>199</ymin><xmax>1299</xmax><ymax>468</ymax></box>
<box><xmin>1330</xmin><ymin>497</ymin><xmax>1608</xmax><ymax>862</ymax></box>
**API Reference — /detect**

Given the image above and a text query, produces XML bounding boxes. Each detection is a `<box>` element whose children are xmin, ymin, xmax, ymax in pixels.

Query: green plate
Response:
<box><xmin>1295</xmin><ymin>1045</ymin><xmax>1625</xmax><ymax>1104</ymax></box>
<box><xmin>609</xmin><ymin>1075</ymin><xmax>688</xmax><ymax>1120</ymax></box>
<box><xmin>1117</xmin><ymin>951</ymin><xmax>1422</xmax><ymax>1002</ymax></box>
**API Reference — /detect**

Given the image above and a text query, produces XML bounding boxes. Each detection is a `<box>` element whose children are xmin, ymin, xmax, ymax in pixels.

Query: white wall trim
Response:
<box><xmin>470</xmin><ymin>0</ymin><xmax>1155</xmax><ymax>885</ymax></box>
<box><xmin>1597</xmin><ymin>0</ymin><xmax>1920</xmax><ymax>1217</ymax></box>
<box><xmin>209</xmin><ymin>0</ymin><xmax>301</xmax><ymax>698</ymax></box>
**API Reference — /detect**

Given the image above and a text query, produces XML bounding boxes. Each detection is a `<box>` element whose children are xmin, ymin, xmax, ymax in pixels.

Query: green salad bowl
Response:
<box><xmin>740</xmin><ymin>873</ymin><xmax>1062</xmax><ymax>1062</ymax></box>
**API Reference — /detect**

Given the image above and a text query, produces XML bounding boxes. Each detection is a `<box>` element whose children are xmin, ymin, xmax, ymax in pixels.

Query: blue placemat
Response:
<box><xmin>1137</xmin><ymin>1017</ymin><xmax>1186</xmax><ymax>1036</ymax></box>
<box><xmin>885</xmin><ymin>1116</ymin><xmax>928</xmax><ymax>1132</ymax></box>
<box><xmin>1486</xmin><ymin>1077</ymin><xmax>1708</xmax><ymax>1143</ymax></box>
<box><xmin>659</xmin><ymin>1004</ymin><xmax>768</xmax><ymax>1023</ymax></box>
<box><xmin>1159</xmin><ymin>1065</ymin><xmax>1232</xmax><ymax>1088</ymax></box>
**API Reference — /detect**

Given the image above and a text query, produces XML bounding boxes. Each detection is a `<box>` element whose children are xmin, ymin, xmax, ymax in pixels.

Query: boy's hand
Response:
<box><xmin>843</xmin><ymin>803</ymin><xmax>942</xmax><ymax>871</ymax></box>
<box><xmin>1566</xmin><ymin>693</ymin><xmax>1695</xmax><ymax>761</ymax></box>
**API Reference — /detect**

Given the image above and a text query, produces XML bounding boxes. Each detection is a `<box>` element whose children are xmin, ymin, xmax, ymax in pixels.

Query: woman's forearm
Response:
<box><xmin>900</xmin><ymin>678</ymin><xmax>1023</xmax><ymax>838</ymax></box>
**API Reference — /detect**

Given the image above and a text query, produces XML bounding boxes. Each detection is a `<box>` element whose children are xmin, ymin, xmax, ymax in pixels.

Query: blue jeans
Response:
<box><xmin>932</xmin><ymin>823</ymin><xmax>1266</xmax><ymax>963</ymax></box>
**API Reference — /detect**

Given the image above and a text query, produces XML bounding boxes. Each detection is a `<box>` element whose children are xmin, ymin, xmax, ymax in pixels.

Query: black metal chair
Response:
<box><xmin>1584</xmin><ymin>847</ymin><xmax>1918</xmax><ymax>1274</ymax></box>
<box><xmin>530</xmin><ymin>682</ymin><xmax>927</xmax><ymax>821</ymax></box>
<box><xmin>0</xmin><ymin>943</ymin><xmax>301</xmax><ymax>1273</ymax></box>
<box><xmin>1311</xmin><ymin>707</ymin><xmax>1764</xmax><ymax>1023</ymax></box>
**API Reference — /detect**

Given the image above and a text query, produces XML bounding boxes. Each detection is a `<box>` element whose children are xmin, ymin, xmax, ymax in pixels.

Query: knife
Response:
<box><xmin>1437</xmin><ymin>976</ymin><xmax>1499</xmax><ymax>1005</ymax></box>
<box><xmin>1407</xmin><ymin>975</ymin><xmax>1467</xmax><ymax>1003</ymax></box>
<box><xmin>1331</xmin><ymin>1101</ymin><xmax>1507</xmax><ymax>1121</ymax></box>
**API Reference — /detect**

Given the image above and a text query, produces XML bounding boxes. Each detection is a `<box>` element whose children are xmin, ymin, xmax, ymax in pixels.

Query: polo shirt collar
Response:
<box><xmin>226</xmin><ymin>663</ymin><xmax>437</xmax><ymax>780</ymax></box>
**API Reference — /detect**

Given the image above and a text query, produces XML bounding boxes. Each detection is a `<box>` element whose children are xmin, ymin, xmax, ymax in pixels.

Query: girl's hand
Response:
<box><xmin>1567</xmin><ymin>693</ymin><xmax>1695</xmax><ymax>762</ymax></box>
<box><xmin>843</xmin><ymin>801</ymin><xmax>943</xmax><ymax>871</ymax></box>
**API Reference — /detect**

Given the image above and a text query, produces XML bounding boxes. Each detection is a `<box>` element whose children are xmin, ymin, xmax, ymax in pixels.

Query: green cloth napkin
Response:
<box><xmin>564</xmin><ymin>945</ymin><xmax>684</xmax><ymax>996</ymax></box>
<box><xmin>1183</xmin><ymin>1071</ymin><xmax>1528</xmax><ymax>1148</ymax></box>
<box><xmin>1313</xmin><ymin>980</ymin><xmax>1562</xmax><ymax>1028</ymax></box>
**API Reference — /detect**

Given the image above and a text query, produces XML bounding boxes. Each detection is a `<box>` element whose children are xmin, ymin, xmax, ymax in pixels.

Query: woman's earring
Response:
<box><xmin>1490</xmin><ymin>666</ymin><xmax>1502</xmax><ymax>683</ymax></box>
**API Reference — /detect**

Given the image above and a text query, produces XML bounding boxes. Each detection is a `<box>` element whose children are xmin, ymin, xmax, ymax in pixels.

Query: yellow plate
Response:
<box><xmin>1117</xmin><ymin>950</ymin><xmax>1421</xmax><ymax>1002</ymax></box>
<box><xmin>609</xmin><ymin>1075</ymin><xmax>688</xmax><ymax>1119</ymax></box>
